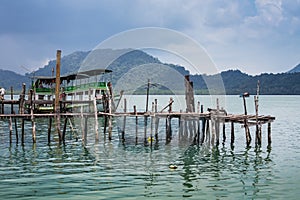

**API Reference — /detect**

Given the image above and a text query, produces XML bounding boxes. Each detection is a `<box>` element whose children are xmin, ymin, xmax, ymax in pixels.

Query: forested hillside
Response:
<box><xmin>1</xmin><ymin>49</ymin><xmax>299</xmax><ymax>95</ymax></box>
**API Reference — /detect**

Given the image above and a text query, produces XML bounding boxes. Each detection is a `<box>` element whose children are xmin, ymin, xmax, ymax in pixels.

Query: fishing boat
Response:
<box><xmin>29</xmin><ymin>69</ymin><xmax>117</xmax><ymax>113</ymax></box>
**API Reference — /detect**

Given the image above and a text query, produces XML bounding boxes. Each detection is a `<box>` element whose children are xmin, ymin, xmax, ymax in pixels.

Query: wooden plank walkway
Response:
<box><xmin>0</xmin><ymin>75</ymin><xmax>275</xmax><ymax>148</ymax></box>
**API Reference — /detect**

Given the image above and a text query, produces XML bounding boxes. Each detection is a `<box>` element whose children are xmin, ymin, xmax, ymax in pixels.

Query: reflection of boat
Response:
<box><xmin>30</xmin><ymin>69</ymin><xmax>116</xmax><ymax>113</ymax></box>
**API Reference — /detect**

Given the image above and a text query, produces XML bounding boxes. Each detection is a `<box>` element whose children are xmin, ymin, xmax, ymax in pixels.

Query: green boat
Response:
<box><xmin>30</xmin><ymin>69</ymin><xmax>116</xmax><ymax>113</ymax></box>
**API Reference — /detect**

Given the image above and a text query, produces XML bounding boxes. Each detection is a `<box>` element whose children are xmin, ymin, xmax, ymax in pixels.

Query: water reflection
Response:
<box><xmin>179</xmin><ymin>144</ymin><xmax>274</xmax><ymax>199</ymax></box>
<box><xmin>0</xmin><ymin>114</ymin><xmax>277</xmax><ymax>199</ymax></box>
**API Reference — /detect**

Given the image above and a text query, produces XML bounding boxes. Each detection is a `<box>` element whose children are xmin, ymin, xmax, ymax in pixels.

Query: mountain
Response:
<box><xmin>221</xmin><ymin>70</ymin><xmax>300</xmax><ymax>95</ymax></box>
<box><xmin>0</xmin><ymin>69</ymin><xmax>30</xmax><ymax>91</ymax></box>
<box><xmin>27</xmin><ymin>51</ymin><xmax>89</xmax><ymax>77</ymax></box>
<box><xmin>0</xmin><ymin>49</ymin><xmax>300</xmax><ymax>95</ymax></box>
<box><xmin>288</xmin><ymin>63</ymin><xmax>300</xmax><ymax>73</ymax></box>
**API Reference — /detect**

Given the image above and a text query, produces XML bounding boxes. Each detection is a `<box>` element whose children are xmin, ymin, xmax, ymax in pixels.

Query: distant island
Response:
<box><xmin>0</xmin><ymin>49</ymin><xmax>300</xmax><ymax>95</ymax></box>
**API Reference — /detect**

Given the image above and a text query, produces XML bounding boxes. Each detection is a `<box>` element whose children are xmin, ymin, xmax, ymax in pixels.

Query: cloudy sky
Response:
<box><xmin>0</xmin><ymin>0</ymin><xmax>300</xmax><ymax>75</ymax></box>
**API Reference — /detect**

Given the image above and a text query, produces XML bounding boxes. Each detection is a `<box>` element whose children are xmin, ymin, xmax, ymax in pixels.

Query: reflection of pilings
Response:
<box><xmin>48</xmin><ymin>117</ymin><xmax>52</xmax><ymax>144</ymax></box>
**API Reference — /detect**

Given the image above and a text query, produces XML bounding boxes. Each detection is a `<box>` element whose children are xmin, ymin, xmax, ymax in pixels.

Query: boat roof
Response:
<box><xmin>33</xmin><ymin>69</ymin><xmax>112</xmax><ymax>83</ymax></box>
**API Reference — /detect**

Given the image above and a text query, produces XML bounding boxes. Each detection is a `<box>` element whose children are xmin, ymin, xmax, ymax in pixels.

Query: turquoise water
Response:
<box><xmin>0</xmin><ymin>95</ymin><xmax>299</xmax><ymax>199</ymax></box>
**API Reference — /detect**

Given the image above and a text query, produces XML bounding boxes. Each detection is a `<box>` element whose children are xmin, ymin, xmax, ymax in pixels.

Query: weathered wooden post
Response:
<box><xmin>84</xmin><ymin>116</ymin><xmax>88</xmax><ymax>144</ymax></box>
<box><xmin>205</xmin><ymin>120</ymin><xmax>210</xmax><ymax>144</ymax></box>
<box><xmin>19</xmin><ymin>83</ymin><xmax>26</xmax><ymax>114</ymax></box>
<box><xmin>134</xmin><ymin>105</ymin><xmax>138</xmax><ymax>143</ymax></box>
<box><xmin>242</xmin><ymin>92</ymin><xmax>251</xmax><ymax>146</ymax></box>
<box><xmin>222</xmin><ymin>122</ymin><xmax>226</xmax><ymax>145</ymax></box>
<box><xmin>268</xmin><ymin>122</ymin><xmax>272</xmax><ymax>146</ymax></box>
<box><xmin>166</xmin><ymin>115</ymin><xmax>172</xmax><ymax>143</ymax></box>
<box><xmin>30</xmin><ymin>89</ymin><xmax>36</xmax><ymax>143</ymax></box>
<box><xmin>55</xmin><ymin>50</ymin><xmax>62</xmax><ymax>142</ymax></box>
<box><xmin>194</xmin><ymin>101</ymin><xmax>200</xmax><ymax>144</ymax></box>
<box><xmin>215</xmin><ymin>98</ymin><xmax>220</xmax><ymax>146</ymax></box>
<box><xmin>145</xmin><ymin>79</ymin><xmax>150</xmax><ymax>113</ymax></box>
<box><xmin>121</xmin><ymin>98</ymin><xmax>127</xmax><ymax>141</ymax></box>
<box><xmin>201</xmin><ymin>119</ymin><xmax>206</xmax><ymax>144</ymax></box>
<box><xmin>9</xmin><ymin>117</ymin><xmax>13</xmax><ymax>144</ymax></box>
<box><xmin>154</xmin><ymin>99</ymin><xmax>159</xmax><ymax>141</ymax></box>
<box><xmin>231</xmin><ymin>121</ymin><xmax>235</xmax><ymax>146</ymax></box>
<box><xmin>21</xmin><ymin>118</ymin><xmax>25</xmax><ymax>144</ymax></box>
<box><xmin>143</xmin><ymin>79</ymin><xmax>151</xmax><ymax>144</ymax></box>
<box><xmin>0</xmin><ymin>101</ymin><xmax>2</xmax><ymax>114</ymax></box>
<box><xmin>80</xmin><ymin>106</ymin><xmax>85</xmax><ymax>143</ymax></box>
<box><xmin>150</xmin><ymin>102</ymin><xmax>155</xmax><ymax>146</ymax></box>
<box><xmin>200</xmin><ymin>105</ymin><xmax>206</xmax><ymax>144</ymax></box>
<box><xmin>93</xmin><ymin>98</ymin><xmax>99</xmax><ymax>142</ymax></box>
<box><xmin>211</xmin><ymin>119</ymin><xmax>215</xmax><ymax>146</ymax></box>
<box><xmin>184</xmin><ymin>75</ymin><xmax>195</xmax><ymax>112</ymax></box>
<box><xmin>108</xmin><ymin>97</ymin><xmax>112</xmax><ymax>140</ymax></box>
<box><xmin>254</xmin><ymin>81</ymin><xmax>261</xmax><ymax>146</ymax></box>
<box><xmin>10</xmin><ymin>86</ymin><xmax>13</xmax><ymax>114</ymax></box>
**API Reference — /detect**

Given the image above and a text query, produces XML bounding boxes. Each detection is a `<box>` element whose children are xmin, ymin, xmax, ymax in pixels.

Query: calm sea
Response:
<box><xmin>0</xmin><ymin>95</ymin><xmax>299</xmax><ymax>199</ymax></box>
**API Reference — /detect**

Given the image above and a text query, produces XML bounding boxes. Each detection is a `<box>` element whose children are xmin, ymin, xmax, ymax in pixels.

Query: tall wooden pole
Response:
<box><xmin>146</xmin><ymin>79</ymin><xmax>150</xmax><ymax>112</ymax></box>
<box><xmin>55</xmin><ymin>50</ymin><xmax>61</xmax><ymax>113</ymax></box>
<box><xmin>55</xmin><ymin>50</ymin><xmax>62</xmax><ymax>141</ymax></box>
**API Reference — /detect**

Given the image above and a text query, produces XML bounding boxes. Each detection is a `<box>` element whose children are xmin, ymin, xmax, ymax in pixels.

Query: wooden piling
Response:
<box><xmin>230</xmin><ymin>121</ymin><xmax>235</xmax><ymax>146</ymax></box>
<box><xmin>55</xmin><ymin>50</ymin><xmax>62</xmax><ymax>142</ymax></box>
<box><xmin>201</xmin><ymin>118</ymin><xmax>206</xmax><ymax>144</ymax></box>
<box><xmin>93</xmin><ymin>98</ymin><xmax>99</xmax><ymax>141</ymax></box>
<box><xmin>1</xmin><ymin>99</ymin><xmax>3</xmax><ymax>114</ymax></box>
<box><xmin>21</xmin><ymin>119</ymin><xmax>25</xmax><ymax>144</ymax></box>
<box><xmin>84</xmin><ymin>117</ymin><xmax>88</xmax><ymax>144</ymax></box>
<box><xmin>80</xmin><ymin>106</ymin><xmax>85</xmax><ymax>142</ymax></box>
<box><xmin>184</xmin><ymin>75</ymin><xmax>195</xmax><ymax>112</ymax></box>
<box><xmin>268</xmin><ymin>122</ymin><xmax>272</xmax><ymax>145</ymax></box>
<box><xmin>19</xmin><ymin>83</ymin><xmax>26</xmax><ymax>114</ymax></box>
<box><xmin>166</xmin><ymin>115</ymin><xmax>172</xmax><ymax>143</ymax></box>
<box><xmin>205</xmin><ymin>119</ymin><xmax>210</xmax><ymax>144</ymax></box>
<box><xmin>196</xmin><ymin>117</ymin><xmax>200</xmax><ymax>144</ymax></box>
<box><xmin>108</xmin><ymin>98</ymin><xmax>112</xmax><ymax>140</ymax></box>
<box><xmin>122</xmin><ymin>98</ymin><xmax>127</xmax><ymax>141</ymax></box>
<box><xmin>154</xmin><ymin>99</ymin><xmax>159</xmax><ymax>141</ymax></box>
<box><xmin>54</xmin><ymin>50</ymin><xmax>61</xmax><ymax>114</ymax></box>
<box><xmin>145</xmin><ymin>79</ymin><xmax>150</xmax><ymax>113</ymax></box>
<box><xmin>222</xmin><ymin>123</ymin><xmax>226</xmax><ymax>145</ymax></box>
<box><xmin>150</xmin><ymin>102</ymin><xmax>155</xmax><ymax>145</ymax></box>
<box><xmin>242</xmin><ymin>95</ymin><xmax>251</xmax><ymax>146</ymax></box>
<box><xmin>215</xmin><ymin>99</ymin><xmax>220</xmax><ymax>146</ymax></box>
<box><xmin>10</xmin><ymin>86</ymin><xmax>13</xmax><ymax>114</ymax></box>
<box><xmin>134</xmin><ymin>105</ymin><xmax>138</xmax><ymax>143</ymax></box>
<box><xmin>30</xmin><ymin>90</ymin><xmax>36</xmax><ymax>143</ymax></box>
<box><xmin>211</xmin><ymin>119</ymin><xmax>215</xmax><ymax>146</ymax></box>
<box><xmin>254</xmin><ymin>80</ymin><xmax>262</xmax><ymax>146</ymax></box>
<box><xmin>144</xmin><ymin>116</ymin><xmax>148</xmax><ymax>144</ymax></box>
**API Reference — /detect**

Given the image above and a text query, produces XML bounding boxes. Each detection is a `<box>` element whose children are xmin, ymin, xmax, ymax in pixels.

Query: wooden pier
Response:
<box><xmin>0</xmin><ymin>81</ymin><xmax>275</xmax><ymax>148</ymax></box>
<box><xmin>0</xmin><ymin>49</ymin><xmax>275</xmax><ymax>147</ymax></box>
